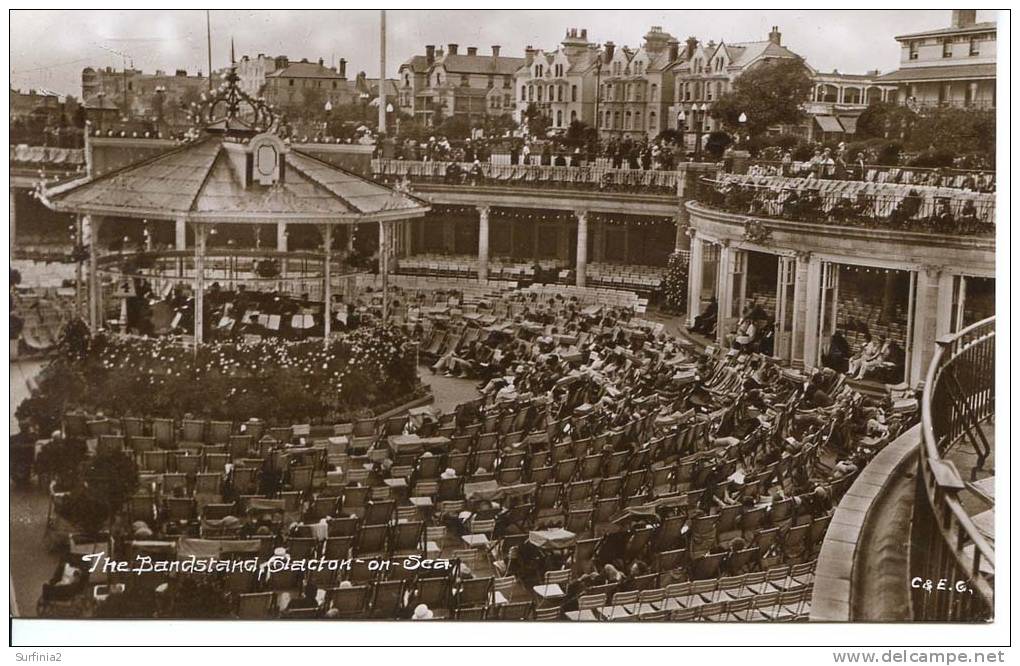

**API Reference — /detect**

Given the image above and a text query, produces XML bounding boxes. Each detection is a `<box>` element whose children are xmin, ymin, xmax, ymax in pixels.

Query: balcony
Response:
<box><xmin>914</xmin><ymin>317</ymin><xmax>995</xmax><ymax>620</ymax></box>
<box><xmin>690</xmin><ymin>175</ymin><xmax>995</xmax><ymax>237</ymax></box>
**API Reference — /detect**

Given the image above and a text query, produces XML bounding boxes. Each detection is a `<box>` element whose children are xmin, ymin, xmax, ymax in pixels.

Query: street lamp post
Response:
<box><xmin>737</xmin><ymin>111</ymin><xmax>747</xmax><ymax>149</ymax></box>
<box><xmin>324</xmin><ymin>99</ymin><xmax>333</xmax><ymax>138</ymax></box>
<box><xmin>694</xmin><ymin>103</ymin><xmax>706</xmax><ymax>162</ymax></box>
<box><xmin>676</xmin><ymin>109</ymin><xmax>686</xmax><ymax>157</ymax></box>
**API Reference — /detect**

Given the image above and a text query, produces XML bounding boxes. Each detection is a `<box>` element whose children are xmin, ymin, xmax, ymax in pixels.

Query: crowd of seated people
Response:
<box><xmin>31</xmin><ymin>282</ymin><xmax>914</xmax><ymax>621</ymax></box>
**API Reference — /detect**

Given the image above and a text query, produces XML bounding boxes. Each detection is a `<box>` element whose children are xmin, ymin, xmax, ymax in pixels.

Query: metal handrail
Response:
<box><xmin>918</xmin><ymin>316</ymin><xmax>995</xmax><ymax>614</ymax></box>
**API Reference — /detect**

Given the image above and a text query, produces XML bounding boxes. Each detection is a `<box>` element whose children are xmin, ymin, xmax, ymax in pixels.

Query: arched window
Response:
<box><xmin>537</xmin><ymin>86</ymin><xmax>543</xmax><ymax>102</ymax></box>
<box><xmin>570</xmin><ymin>109</ymin><xmax>577</xmax><ymax>123</ymax></box>
<box><xmin>521</xmin><ymin>85</ymin><xmax>526</xmax><ymax>101</ymax></box>
<box><xmin>556</xmin><ymin>110</ymin><xmax>563</xmax><ymax>127</ymax></box>
<box><xmin>558</xmin><ymin>85</ymin><xmax>563</xmax><ymax>102</ymax></box>
<box><xmin>625</xmin><ymin>110</ymin><xmax>632</xmax><ymax>129</ymax></box>
<box><xmin>650</xmin><ymin>83</ymin><xmax>658</xmax><ymax>102</ymax></box>
<box><xmin>571</xmin><ymin>85</ymin><xmax>578</xmax><ymax>102</ymax></box>
<box><xmin>649</xmin><ymin>111</ymin><xmax>656</xmax><ymax>130</ymax></box>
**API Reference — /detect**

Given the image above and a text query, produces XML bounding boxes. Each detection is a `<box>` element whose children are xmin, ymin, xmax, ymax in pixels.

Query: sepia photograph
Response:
<box><xmin>7</xmin><ymin>6</ymin><xmax>1005</xmax><ymax>651</ymax></box>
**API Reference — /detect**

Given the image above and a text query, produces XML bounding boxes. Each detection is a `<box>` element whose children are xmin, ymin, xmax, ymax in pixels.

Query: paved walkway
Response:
<box><xmin>9</xmin><ymin>359</ymin><xmax>60</xmax><ymax>617</ymax></box>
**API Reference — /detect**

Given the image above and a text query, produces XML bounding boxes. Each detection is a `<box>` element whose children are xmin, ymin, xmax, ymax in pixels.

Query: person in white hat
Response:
<box><xmin>411</xmin><ymin>603</ymin><xmax>434</xmax><ymax>620</ymax></box>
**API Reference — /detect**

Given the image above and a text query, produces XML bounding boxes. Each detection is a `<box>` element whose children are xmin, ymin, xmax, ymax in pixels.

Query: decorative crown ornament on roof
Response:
<box><xmin>197</xmin><ymin>41</ymin><xmax>277</xmax><ymax>136</ymax></box>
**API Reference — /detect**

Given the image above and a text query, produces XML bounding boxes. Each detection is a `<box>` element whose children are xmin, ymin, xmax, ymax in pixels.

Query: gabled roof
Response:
<box><xmin>266</xmin><ymin>60</ymin><xmax>343</xmax><ymax>80</ymax></box>
<box><xmin>399</xmin><ymin>55</ymin><xmax>430</xmax><ymax>73</ymax></box>
<box><xmin>722</xmin><ymin>40</ymin><xmax>801</xmax><ymax>67</ymax></box>
<box><xmin>42</xmin><ymin>134</ymin><xmax>429</xmax><ymax>222</ymax></box>
<box><xmin>438</xmin><ymin>54</ymin><xmax>526</xmax><ymax>76</ymax></box>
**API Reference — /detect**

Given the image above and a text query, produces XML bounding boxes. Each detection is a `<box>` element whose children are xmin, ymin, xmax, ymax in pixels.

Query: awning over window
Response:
<box><xmin>814</xmin><ymin>115</ymin><xmax>844</xmax><ymax>133</ymax></box>
<box><xmin>838</xmin><ymin>116</ymin><xmax>858</xmax><ymax>134</ymax></box>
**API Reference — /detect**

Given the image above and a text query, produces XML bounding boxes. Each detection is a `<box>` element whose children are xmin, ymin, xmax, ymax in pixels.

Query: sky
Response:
<box><xmin>9</xmin><ymin>9</ymin><xmax>1000</xmax><ymax>98</ymax></box>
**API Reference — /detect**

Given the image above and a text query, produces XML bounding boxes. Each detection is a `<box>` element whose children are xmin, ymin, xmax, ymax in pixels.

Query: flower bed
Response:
<box><xmin>18</xmin><ymin>324</ymin><xmax>422</xmax><ymax>430</ymax></box>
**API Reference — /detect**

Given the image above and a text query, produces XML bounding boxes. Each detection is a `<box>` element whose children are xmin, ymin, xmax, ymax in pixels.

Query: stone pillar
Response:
<box><xmin>323</xmin><ymin>225</ymin><xmax>333</xmax><ymax>347</ymax></box>
<box><xmin>74</xmin><ymin>215</ymin><xmax>84</xmax><ymax>319</ymax></box>
<box><xmin>801</xmin><ymin>255</ymin><xmax>824</xmax><ymax>370</ymax></box>
<box><xmin>477</xmin><ymin>206</ymin><xmax>490</xmax><ymax>283</ymax></box>
<box><xmin>276</xmin><ymin>221</ymin><xmax>288</xmax><ymax>252</ymax></box>
<box><xmin>442</xmin><ymin>219</ymin><xmax>455</xmax><ymax>255</ymax></box>
<box><xmin>87</xmin><ymin>215</ymin><xmax>103</xmax><ymax>331</ymax></box>
<box><xmin>716</xmin><ymin>243</ymin><xmax>733</xmax><ymax>347</ymax></box>
<box><xmin>686</xmin><ymin>234</ymin><xmax>703</xmax><ymax>327</ymax></box>
<box><xmin>175</xmin><ymin>217</ymin><xmax>187</xmax><ymax>250</ymax></box>
<box><xmin>193</xmin><ymin>223</ymin><xmax>207</xmax><ymax>349</ymax></box>
<box><xmin>674</xmin><ymin>208</ymin><xmax>690</xmax><ymax>252</ymax></box>
<box><xmin>592</xmin><ymin>221</ymin><xmax>605</xmax><ymax>263</ymax></box>
<box><xmin>790</xmin><ymin>251</ymin><xmax>814</xmax><ymax>367</ymax></box>
<box><xmin>909</xmin><ymin>266</ymin><xmax>942</xmax><ymax>386</ymax></box>
<box><xmin>575</xmin><ymin>209</ymin><xmax>588</xmax><ymax>288</ymax></box>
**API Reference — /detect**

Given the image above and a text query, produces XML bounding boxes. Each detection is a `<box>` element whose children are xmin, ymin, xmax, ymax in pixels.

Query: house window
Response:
<box><xmin>289</xmin><ymin>79</ymin><xmax>295</xmax><ymax>86</ymax></box>
<box><xmin>650</xmin><ymin>83</ymin><xmax>658</xmax><ymax>102</ymax></box>
<box><xmin>571</xmin><ymin>85</ymin><xmax>577</xmax><ymax>102</ymax></box>
<box><xmin>649</xmin><ymin>111</ymin><xmax>656</xmax><ymax>130</ymax></box>
<box><xmin>535</xmin><ymin>64</ymin><xmax>543</xmax><ymax>77</ymax></box>
<box><xmin>942</xmin><ymin>39</ymin><xmax>953</xmax><ymax>58</ymax></box>
<box><xmin>332</xmin><ymin>81</ymin><xmax>337</xmax><ymax>89</ymax></box>
<box><xmin>487</xmin><ymin>76</ymin><xmax>494</xmax><ymax>89</ymax></box>
<box><xmin>557</xmin><ymin>85</ymin><xmax>564</xmax><ymax>102</ymax></box>
<box><xmin>503</xmin><ymin>77</ymin><xmax>511</xmax><ymax>89</ymax></box>
<box><xmin>537</xmin><ymin>86</ymin><xmax>543</xmax><ymax>102</ymax></box>
<box><xmin>969</xmin><ymin>38</ymin><xmax>980</xmax><ymax>56</ymax></box>
<box><xmin>504</xmin><ymin>94</ymin><xmax>511</xmax><ymax>107</ymax></box>
<box><xmin>909</xmin><ymin>42</ymin><xmax>919</xmax><ymax>60</ymax></box>
<box><xmin>556</xmin><ymin>110</ymin><xmax>563</xmax><ymax>127</ymax></box>
<box><xmin>461</xmin><ymin>75</ymin><xmax>469</xmax><ymax>87</ymax></box>
<box><xmin>521</xmin><ymin>85</ymin><xmax>526</xmax><ymax>101</ymax></box>
<box><xmin>939</xmin><ymin>82</ymin><xmax>952</xmax><ymax>104</ymax></box>
<box><xmin>571</xmin><ymin>110</ymin><xmax>577</xmax><ymax>123</ymax></box>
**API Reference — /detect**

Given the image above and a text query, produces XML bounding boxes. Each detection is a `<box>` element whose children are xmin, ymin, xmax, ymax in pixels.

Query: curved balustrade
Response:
<box><xmin>746</xmin><ymin>160</ymin><xmax>995</xmax><ymax>192</ymax></box>
<box><xmin>372</xmin><ymin>158</ymin><xmax>691</xmax><ymax>195</ymax></box>
<box><xmin>691</xmin><ymin>176</ymin><xmax>995</xmax><ymax>237</ymax></box>
<box><xmin>915</xmin><ymin>316</ymin><xmax>995</xmax><ymax>620</ymax></box>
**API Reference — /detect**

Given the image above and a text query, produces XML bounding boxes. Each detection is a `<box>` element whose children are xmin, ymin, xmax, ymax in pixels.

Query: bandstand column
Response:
<box><xmin>87</xmin><ymin>215</ymin><xmax>103</xmax><ymax>331</ymax></box>
<box><xmin>575</xmin><ymin>209</ymin><xmax>588</xmax><ymax>287</ymax></box>
<box><xmin>686</xmin><ymin>233</ymin><xmax>704</xmax><ymax>327</ymax></box>
<box><xmin>379</xmin><ymin>220</ymin><xmax>391</xmax><ymax>321</ymax></box>
<box><xmin>908</xmin><ymin>266</ymin><xmax>942</xmax><ymax>386</ymax></box>
<box><xmin>193</xmin><ymin>223</ymin><xmax>207</xmax><ymax>350</ymax></box>
<box><xmin>175</xmin><ymin>217</ymin><xmax>187</xmax><ymax>250</ymax></box>
<box><xmin>74</xmin><ymin>215</ymin><xmax>84</xmax><ymax>318</ymax></box>
<box><xmin>323</xmin><ymin>224</ymin><xmax>333</xmax><ymax>347</ymax></box>
<box><xmin>477</xmin><ymin>206</ymin><xmax>490</xmax><ymax>283</ymax></box>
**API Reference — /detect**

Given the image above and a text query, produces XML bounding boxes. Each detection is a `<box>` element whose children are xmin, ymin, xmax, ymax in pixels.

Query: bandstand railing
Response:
<box><xmin>914</xmin><ymin>316</ymin><xmax>995</xmax><ymax>620</ymax></box>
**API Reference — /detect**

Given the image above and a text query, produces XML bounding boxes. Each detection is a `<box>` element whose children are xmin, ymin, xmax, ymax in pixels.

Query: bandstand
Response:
<box><xmin>39</xmin><ymin>65</ymin><xmax>429</xmax><ymax>348</ymax></box>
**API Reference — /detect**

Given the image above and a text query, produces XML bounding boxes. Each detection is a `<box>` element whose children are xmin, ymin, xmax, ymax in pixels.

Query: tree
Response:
<box><xmin>563</xmin><ymin>120</ymin><xmax>594</xmax><ymax>148</ymax></box>
<box><xmin>710</xmin><ymin>58</ymin><xmax>814</xmax><ymax>137</ymax></box>
<box><xmin>856</xmin><ymin>101</ymin><xmax>918</xmax><ymax>141</ymax></box>
<box><xmin>522</xmin><ymin>103</ymin><xmax>551</xmax><ymax>137</ymax></box>
<box><xmin>438</xmin><ymin>114</ymin><xmax>473</xmax><ymax>140</ymax></box>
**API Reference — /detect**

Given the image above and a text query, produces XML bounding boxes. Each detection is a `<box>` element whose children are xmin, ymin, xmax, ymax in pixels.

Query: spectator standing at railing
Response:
<box><xmin>851</xmin><ymin>152</ymin><xmax>867</xmax><ymax>181</ymax></box>
<box><xmin>520</xmin><ymin>142</ymin><xmax>531</xmax><ymax>166</ymax></box>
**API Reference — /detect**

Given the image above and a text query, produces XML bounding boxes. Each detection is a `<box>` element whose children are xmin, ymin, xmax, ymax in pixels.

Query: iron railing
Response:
<box><xmin>371</xmin><ymin>158</ymin><xmax>697</xmax><ymax>196</ymax></box>
<box><xmin>914</xmin><ymin>316</ymin><xmax>995</xmax><ymax>620</ymax></box>
<box><xmin>691</xmin><ymin>176</ymin><xmax>996</xmax><ymax>237</ymax></box>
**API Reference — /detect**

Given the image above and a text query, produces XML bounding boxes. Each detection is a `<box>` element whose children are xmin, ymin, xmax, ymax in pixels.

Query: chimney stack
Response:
<box><xmin>447</xmin><ymin>43</ymin><xmax>458</xmax><ymax>55</ymax></box>
<box><xmin>581</xmin><ymin>29</ymin><xmax>587</xmax><ymax>39</ymax></box>
<box><xmin>951</xmin><ymin>9</ymin><xmax>977</xmax><ymax>28</ymax></box>
<box><xmin>668</xmin><ymin>40</ymin><xmax>680</xmax><ymax>62</ymax></box>
<box><xmin>318</xmin><ymin>57</ymin><xmax>324</xmax><ymax>66</ymax></box>
<box><xmin>467</xmin><ymin>46</ymin><xmax>478</xmax><ymax>56</ymax></box>
<box><xmin>492</xmin><ymin>45</ymin><xmax>501</xmax><ymax>57</ymax></box>
<box><xmin>425</xmin><ymin>45</ymin><xmax>435</xmax><ymax>65</ymax></box>
<box><xmin>604</xmin><ymin>41</ymin><xmax>616</xmax><ymax>61</ymax></box>
<box><xmin>338</xmin><ymin>58</ymin><xmax>347</xmax><ymax>79</ymax></box>
<box><xmin>768</xmin><ymin>26</ymin><xmax>782</xmax><ymax>46</ymax></box>
<box><xmin>525</xmin><ymin>45</ymin><xmax>536</xmax><ymax>66</ymax></box>
<box><xmin>686</xmin><ymin>37</ymin><xmax>698</xmax><ymax>60</ymax></box>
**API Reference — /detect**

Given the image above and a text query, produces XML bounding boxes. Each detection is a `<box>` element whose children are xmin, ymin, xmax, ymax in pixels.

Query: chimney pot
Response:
<box><xmin>604</xmin><ymin>41</ymin><xmax>616</xmax><ymax>61</ymax></box>
<box><xmin>668</xmin><ymin>40</ymin><xmax>680</xmax><ymax>62</ymax></box>
<box><xmin>425</xmin><ymin>45</ymin><xmax>435</xmax><ymax>65</ymax></box>
<box><xmin>581</xmin><ymin>29</ymin><xmax>587</xmax><ymax>39</ymax></box>
<box><xmin>768</xmin><ymin>26</ymin><xmax>782</xmax><ymax>46</ymax></box>
<box><xmin>951</xmin><ymin>9</ymin><xmax>977</xmax><ymax>28</ymax></box>
<box><xmin>467</xmin><ymin>46</ymin><xmax>478</xmax><ymax>56</ymax></box>
<box><xmin>686</xmin><ymin>37</ymin><xmax>698</xmax><ymax>60</ymax></box>
<box><xmin>338</xmin><ymin>58</ymin><xmax>347</xmax><ymax>78</ymax></box>
<box><xmin>447</xmin><ymin>43</ymin><xmax>458</xmax><ymax>55</ymax></box>
<box><xmin>491</xmin><ymin>45</ymin><xmax>501</xmax><ymax>57</ymax></box>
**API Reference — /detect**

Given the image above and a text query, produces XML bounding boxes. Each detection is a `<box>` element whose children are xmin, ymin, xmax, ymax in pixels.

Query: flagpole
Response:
<box><xmin>206</xmin><ymin>10</ymin><xmax>213</xmax><ymax>93</ymax></box>
<box><xmin>379</xmin><ymin>10</ymin><xmax>386</xmax><ymax>135</ymax></box>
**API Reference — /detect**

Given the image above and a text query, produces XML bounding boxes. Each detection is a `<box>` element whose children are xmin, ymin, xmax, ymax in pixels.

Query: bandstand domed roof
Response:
<box><xmin>41</xmin><ymin>65</ymin><xmax>428</xmax><ymax>225</ymax></box>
